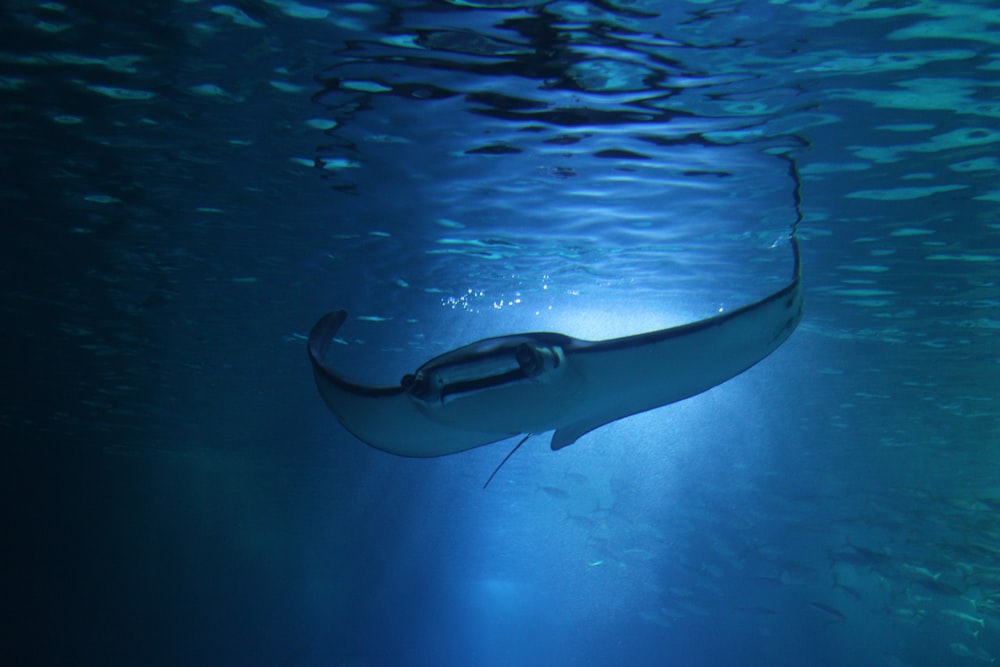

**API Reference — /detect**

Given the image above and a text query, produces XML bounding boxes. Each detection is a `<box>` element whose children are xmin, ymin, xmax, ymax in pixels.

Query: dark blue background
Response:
<box><xmin>2</xmin><ymin>1</ymin><xmax>998</xmax><ymax>666</ymax></box>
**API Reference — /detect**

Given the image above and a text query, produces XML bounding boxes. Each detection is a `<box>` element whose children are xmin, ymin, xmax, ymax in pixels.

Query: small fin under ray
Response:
<box><xmin>309</xmin><ymin>238</ymin><xmax>802</xmax><ymax>457</ymax></box>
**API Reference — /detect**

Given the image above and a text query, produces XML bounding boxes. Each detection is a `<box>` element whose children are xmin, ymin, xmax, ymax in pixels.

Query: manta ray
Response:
<box><xmin>309</xmin><ymin>237</ymin><xmax>802</xmax><ymax>457</ymax></box>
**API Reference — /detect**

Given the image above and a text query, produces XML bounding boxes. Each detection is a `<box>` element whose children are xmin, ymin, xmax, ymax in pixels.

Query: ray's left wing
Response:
<box><xmin>308</xmin><ymin>311</ymin><xmax>525</xmax><ymax>457</ymax></box>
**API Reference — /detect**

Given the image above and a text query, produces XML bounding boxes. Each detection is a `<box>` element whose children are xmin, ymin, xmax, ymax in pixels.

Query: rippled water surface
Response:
<box><xmin>2</xmin><ymin>1</ymin><xmax>998</xmax><ymax>665</ymax></box>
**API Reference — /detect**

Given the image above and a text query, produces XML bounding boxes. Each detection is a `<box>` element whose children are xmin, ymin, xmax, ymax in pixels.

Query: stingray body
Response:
<box><xmin>309</xmin><ymin>238</ymin><xmax>802</xmax><ymax>457</ymax></box>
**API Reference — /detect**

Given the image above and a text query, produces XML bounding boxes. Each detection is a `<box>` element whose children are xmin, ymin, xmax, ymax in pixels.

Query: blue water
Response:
<box><xmin>2</xmin><ymin>1</ymin><xmax>998</xmax><ymax>666</ymax></box>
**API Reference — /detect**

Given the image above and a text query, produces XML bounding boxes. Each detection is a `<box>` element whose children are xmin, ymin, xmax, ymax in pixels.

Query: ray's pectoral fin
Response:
<box><xmin>542</xmin><ymin>236</ymin><xmax>803</xmax><ymax>450</ymax></box>
<box><xmin>307</xmin><ymin>311</ymin><xmax>523</xmax><ymax>457</ymax></box>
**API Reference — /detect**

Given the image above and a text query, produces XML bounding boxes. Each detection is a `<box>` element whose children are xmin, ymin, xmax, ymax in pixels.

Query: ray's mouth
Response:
<box><xmin>405</xmin><ymin>342</ymin><xmax>563</xmax><ymax>404</ymax></box>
